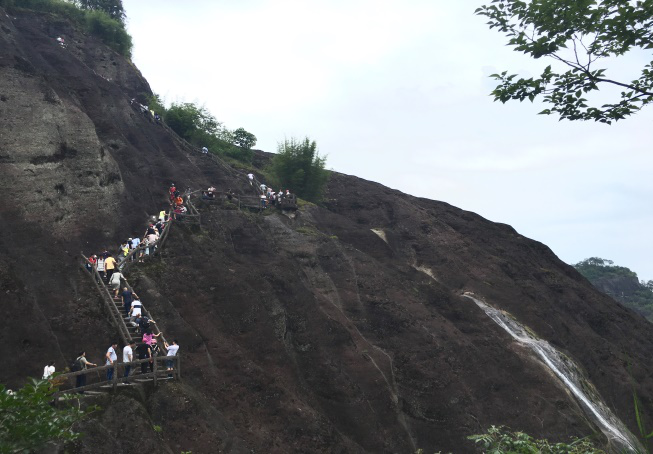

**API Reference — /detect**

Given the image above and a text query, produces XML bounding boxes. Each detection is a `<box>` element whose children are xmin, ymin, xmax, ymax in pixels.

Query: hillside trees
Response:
<box><xmin>232</xmin><ymin>128</ymin><xmax>257</xmax><ymax>150</ymax></box>
<box><xmin>271</xmin><ymin>137</ymin><xmax>329</xmax><ymax>202</ymax></box>
<box><xmin>160</xmin><ymin>101</ymin><xmax>254</xmax><ymax>162</ymax></box>
<box><xmin>476</xmin><ymin>0</ymin><xmax>653</xmax><ymax>123</ymax></box>
<box><xmin>574</xmin><ymin>257</ymin><xmax>653</xmax><ymax>320</ymax></box>
<box><xmin>75</xmin><ymin>0</ymin><xmax>125</xmax><ymax>23</ymax></box>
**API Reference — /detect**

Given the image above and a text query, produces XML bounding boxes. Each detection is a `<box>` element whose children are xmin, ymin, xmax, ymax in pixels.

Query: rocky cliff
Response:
<box><xmin>2</xmin><ymin>7</ymin><xmax>653</xmax><ymax>454</ymax></box>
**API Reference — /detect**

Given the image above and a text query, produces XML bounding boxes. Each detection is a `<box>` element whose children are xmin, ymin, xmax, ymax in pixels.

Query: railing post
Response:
<box><xmin>112</xmin><ymin>364</ymin><xmax>118</xmax><ymax>391</ymax></box>
<box><xmin>153</xmin><ymin>357</ymin><xmax>158</xmax><ymax>387</ymax></box>
<box><xmin>177</xmin><ymin>355</ymin><xmax>181</xmax><ymax>379</ymax></box>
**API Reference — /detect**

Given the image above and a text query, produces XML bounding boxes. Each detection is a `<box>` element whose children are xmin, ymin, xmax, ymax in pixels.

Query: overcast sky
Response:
<box><xmin>122</xmin><ymin>0</ymin><xmax>652</xmax><ymax>281</ymax></box>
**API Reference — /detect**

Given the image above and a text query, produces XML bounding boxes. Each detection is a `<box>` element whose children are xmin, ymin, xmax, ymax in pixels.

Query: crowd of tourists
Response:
<box><xmin>200</xmin><ymin>172</ymin><xmax>295</xmax><ymax>209</ymax></box>
<box><xmin>130</xmin><ymin>98</ymin><xmax>162</xmax><ymax>125</ymax></box>
<box><xmin>67</xmin><ymin>199</ymin><xmax>180</xmax><ymax>392</ymax></box>
<box><xmin>85</xmin><ymin>213</ymin><xmax>168</xmax><ymax>282</ymax></box>
<box><xmin>66</xmin><ymin>337</ymin><xmax>179</xmax><ymax>391</ymax></box>
<box><xmin>169</xmin><ymin>184</ymin><xmax>189</xmax><ymax>219</ymax></box>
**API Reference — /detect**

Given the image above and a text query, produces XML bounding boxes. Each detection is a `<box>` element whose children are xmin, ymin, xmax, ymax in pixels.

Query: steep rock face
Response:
<box><xmin>2</xmin><ymin>8</ymin><xmax>653</xmax><ymax>454</ymax></box>
<box><xmin>592</xmin><ymin>274</ymin><xmax>642</xmax><ymax>300</ymax></box>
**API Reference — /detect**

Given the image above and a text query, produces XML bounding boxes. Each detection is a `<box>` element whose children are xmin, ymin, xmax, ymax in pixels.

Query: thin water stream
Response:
<box><xmin>462</xmin><ymin>293</ymin><xmax>642</xmax><ymax>452</ymax></box>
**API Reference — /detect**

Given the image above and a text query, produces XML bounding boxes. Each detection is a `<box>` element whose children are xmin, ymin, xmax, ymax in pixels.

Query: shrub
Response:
<box><xmin>84</xmin><ymin>9</ymin><xmax>132</xmax><ymax>56</ymax></box>
<box><xmin>270</xmin><ymin>137</ymin><xmax>328</xmax><ymax>203</ymax></box>
<box><xmin>164</xmin><ymin>102</ymin><xmax>253</xmax><ymax>163</ymax></box>
<box><xmin>468</xmin><ymin>426</ymin><xmax>605</xmax><ymax>453</ymax></box>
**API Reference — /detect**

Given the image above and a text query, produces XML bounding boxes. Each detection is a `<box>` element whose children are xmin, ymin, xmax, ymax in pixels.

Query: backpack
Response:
<box><xmin>71</xmin><ymin>357</ymin><xmax>83</xmax><ymax>372</ymax></box>
<box><xmin>139</xmin><ymin>317</ymin><xmax>150</xmax><ymax>331</ymax></box>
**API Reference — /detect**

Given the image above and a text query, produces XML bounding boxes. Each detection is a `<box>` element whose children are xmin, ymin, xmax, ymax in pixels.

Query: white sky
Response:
<box><xmin>123</xmin><ymin>0</ymin><xmax>653</xmax><ymax>281</ymax></box>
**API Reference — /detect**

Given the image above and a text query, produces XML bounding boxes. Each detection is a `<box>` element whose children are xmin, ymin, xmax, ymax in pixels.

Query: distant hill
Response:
<box><xmin>574</xmin><ymin>257</ymin><xmax>653</xmax><ymax>321</ymax></box>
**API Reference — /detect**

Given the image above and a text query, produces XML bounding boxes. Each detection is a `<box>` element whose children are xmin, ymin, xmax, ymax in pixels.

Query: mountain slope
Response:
<box><xmin>2</xmin><ymin>7</ymin><xmax>653</xmax><ymax>453</ymax></box>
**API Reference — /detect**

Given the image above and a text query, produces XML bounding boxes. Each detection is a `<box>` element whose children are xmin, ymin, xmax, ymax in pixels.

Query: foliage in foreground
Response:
<box><xmin>574</xmin><ymin>257</ymin><xmax>653</xmax><ymax>321</ymax></box>
<box><xmin>468</xmin><ymin>425</ymin><xmax>605</xmax><ymax>453</ymax></box>
<box><xmin>0</xmin><ymin>379</ymin><xmax>92</xmax><ymax>453</ymax></box>
<box><xmin>3</xmin><ymin>0</ymin><xmax>132</xmax><ymax>56</ymax></box>
<box><xmin>476</xmin><ymin>0</ymin><xmax>653</xmax><ymax>123</ymax></box>
<box><xmin>270</xmin><ymin>137</ymin><xmax>329</xmax><ymax>203</ymax></box>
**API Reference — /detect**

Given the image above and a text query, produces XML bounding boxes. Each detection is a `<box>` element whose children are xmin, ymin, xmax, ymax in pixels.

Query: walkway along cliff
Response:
<box><xmin>3</xmin><ymin>6</ymin><xmax>653</xmax><ymax>453</ymax></box>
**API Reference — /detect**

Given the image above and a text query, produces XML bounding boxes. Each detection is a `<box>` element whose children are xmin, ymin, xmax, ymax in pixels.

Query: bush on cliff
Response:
<box><xmin>163</xmin><ymin>101</ymin><xmax>254</xmax><ymax>163</ymax></box>
<box><xmin>270</xmin><ymin>137</ymin><xmax>328</xmax><ymax>203</ymax></box>
<box><xmin>468</xmin><ymin>426</ymin><xmax>605</xmax><ymax>453</ymax></box>
<box><xmin>3</xmin><ymin>0</ymin><xmax>132</xmax><ymax>57</ymax></box>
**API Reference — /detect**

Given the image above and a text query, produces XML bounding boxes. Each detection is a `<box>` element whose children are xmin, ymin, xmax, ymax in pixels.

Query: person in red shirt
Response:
<box><xmin>86</xmin><ymin>254</ymin><xmax>97</xmax><ymax>272</ymax></box>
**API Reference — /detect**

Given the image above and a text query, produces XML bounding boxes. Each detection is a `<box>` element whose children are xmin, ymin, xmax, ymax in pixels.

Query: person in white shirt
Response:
<box><xmin>164</xmin><ymin>340</ymin><xmax>180</xmax><ymax>372</ymax></box>
<box><xmin>130</xmin><ymin>236</ymin><xmax>141</xmax><ymax>261</ymax></box>
<box><xmin>42</xmin><ymin>361</ymin><xmax>55</xmax><ymax>379</ymax></box>
<box><xmin>105</xmin><ymin>342</ymin><xmax>118</xmax><ymax>381</ymax></box>
<box><xmin>96</xmin><ymin>256</ymin><xmax>105</xmax><ymax>280</ymax></box>
<box><xmin>123</xmin><ymin>340</ymin><xmax>135</xmax><ymax>383</ymax></box>
<box><xmin>247</xmin><ymin>173</ymin><xmax>254</xmax><ymax>186</ymax></box>
<box><xmin>129</xmin><ymin>297</ymin><xmax>143</xmax><ymax>325</ymax></box>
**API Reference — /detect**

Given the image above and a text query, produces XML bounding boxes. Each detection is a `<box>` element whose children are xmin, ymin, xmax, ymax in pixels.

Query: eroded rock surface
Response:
<box><xmin>1</xmin><ymin>7</ymin><xmax>653</xmax><ymax>454</ymax></box>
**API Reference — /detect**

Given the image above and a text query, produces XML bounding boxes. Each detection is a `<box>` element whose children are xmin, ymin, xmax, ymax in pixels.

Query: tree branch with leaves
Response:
<box><xmin>476</xmin><ymin>0</ymin><xmax>653</xmax><ymax>123</ymax></box>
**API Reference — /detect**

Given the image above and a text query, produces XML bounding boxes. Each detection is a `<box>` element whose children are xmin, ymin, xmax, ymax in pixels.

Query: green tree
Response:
<box><xmin>163</xmin><ymin>102</ymin><xmax>253</xmax><ymax>163</ymax></box>
<box><xmin>271</xmin><ymin>137</ymin><xmax>329</xmax><ymax>203</ymax></box>
<box><xmin>0</xmin><ymin>379</ymin><xmax>92</xmax><ymax>452</ymax></box>
<box><xmin>476</xmin><ymin>0</ymin><xmax>653</xmax><ymax>123</ymax></box>
<box><xmin>164</xmin><ymin>102</ymin><xmax>221</xmax><ymax>140</ymax></box>
<box><xmin>146</xmin><ymin>93</ymin><xmax>166</xmax><ymax>117</ymax></box>
<box><xmin>75</xmin><ymin>0</ymin><xmax>125</xmax><ymax>24</ymax></box>
<box><xmin>232</xmin><ymin>128</ymin><xmax>257</xmax><ymax>150</ymax></box>
<box><xmin>574</xmin><ymin>257</ymin><xmax>653</xmax><ymax>321</ymax></box>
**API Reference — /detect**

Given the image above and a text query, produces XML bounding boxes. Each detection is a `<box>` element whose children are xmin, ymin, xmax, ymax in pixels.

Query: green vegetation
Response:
<box><xmin>3</xmin><ymin>0</ymin><xmax>132</xmax><ymax>56</ymax></box>
<box><xmin>295</xmin><ymin>226</ymin><xmax>321</xmax><ymax>236</ymax></box>
<box><xmin>574</xmin><ymin>257</ymin><xmax>637</xmax><ymax>281</ymax></box>
<box><xmin>232</xmin><ymin>128</ymin><xmax>257</xmax><ymax>150</ymax></box>
<box><xmin>574</xmin><ymin>257</ymin><xmax>653</xmax><ymax>321</ymax></box>
<box><xmin>75</xmin><ymin>0</ymin><xmax>125</xmax><ymax>24</ymax></box>
<box><xmin>476</xmin><ymin>0</ymin><xmax>653</xmax><ymax>123</ymax></box>
<box><xmin>468</xmin><ymin>426</ymin><xmax>605</xmax><ymax>453</ymax></box>
<box><xmin>150</xmin><ymin>99</ymin><xmax>255</xmax><ymax>163</ymax></box>
<box><xmin>0</xmin><ymin>379</ymin><xmax>93</xmax><ymax>452</ymax></box>
<box><xmin>270</xmin><ymin>137</ymin><xmax>328</xmax><ymax>203</ymax></box>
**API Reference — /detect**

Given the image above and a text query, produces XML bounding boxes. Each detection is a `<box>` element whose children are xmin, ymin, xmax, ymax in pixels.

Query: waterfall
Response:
<box><xmin>462</xmin><ymin>293</ymin><xmax>642</xmax><ymax>452</ymax></box>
